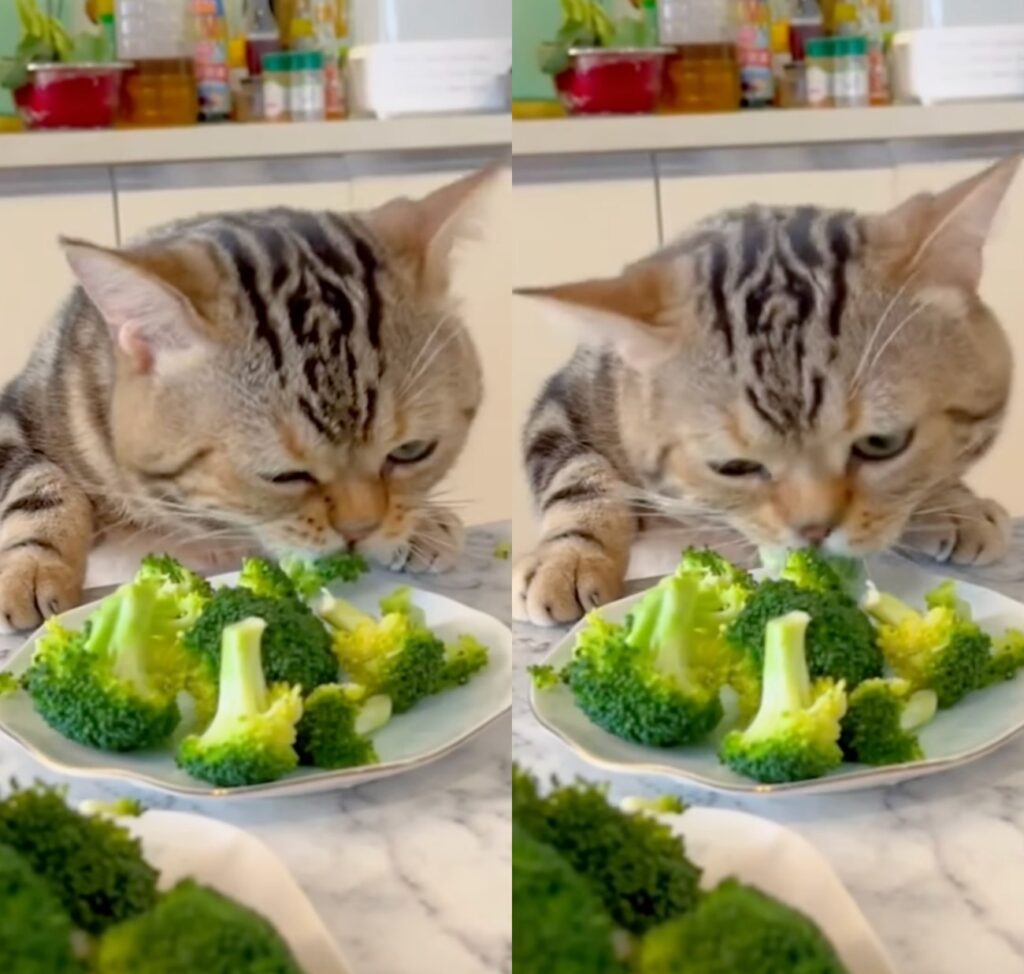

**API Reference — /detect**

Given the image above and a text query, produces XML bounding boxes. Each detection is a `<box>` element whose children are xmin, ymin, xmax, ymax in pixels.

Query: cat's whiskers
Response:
<box><xmin>399</xmin><ymin>314</ymin><xmax>461</xmax><ymax>402</ymax></box>
<box><xmin>863</xmin><ymin>299</ymin><xmax>928</xmax><ymax>378</ymax></box>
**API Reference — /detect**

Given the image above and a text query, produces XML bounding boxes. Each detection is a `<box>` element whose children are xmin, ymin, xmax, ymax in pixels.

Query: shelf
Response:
<box><xmin>512</xmin><ymin>102</ymin><xmax>1024</xmax><ymax>156</ymax></box>
<box><xmin>0</xmin><ymin>115</ymin><xmax>511</xmax><ymax>170</ymax></box>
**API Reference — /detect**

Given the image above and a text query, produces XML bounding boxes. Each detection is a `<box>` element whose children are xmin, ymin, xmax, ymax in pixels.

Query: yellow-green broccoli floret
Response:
<box><xmin>839</xmin><ymin>678</ymin><xmax>937</xmax><ymax>766</ymax></box>
<box><xmin>437</xmin><ymin>634</ymin><xmax>489</xmax><ymax>690</ymax></box>
<box><xmin>719</xmin><ymin>612</ymin><xmax>847</xmax><ymax>784</ymax></box>
<box><xmin>238</xmin><ymin>557</ymin><xmax>298</xmax><ymax>601</ymax></box>
<box><xmin>0</xmin><ymin>671</ymin><xmax>18</xmax><ymax>698</ymax></box>
<box><xmin>176</xmin><ymin>618</ymin><xmax>303</xmax><ymax>788</ymax></box>
<box><xmin>378</xmin><ymin>586</ymin><xmax>426</xmax><ymax>626</ymax></box>
<box><xmin>295</xmin><ymin>684</ymin><xmax>390</xmax><ymax>769</ymax></box>
<box><xmin>638</xmin><ymin>878</ymin><xmax>849</xmax><ymax>974</ymax></box>
<box><xmin>985</xmin><ymin>628</ymin><xmax>1024</xmax><ymax>686</ymax></box>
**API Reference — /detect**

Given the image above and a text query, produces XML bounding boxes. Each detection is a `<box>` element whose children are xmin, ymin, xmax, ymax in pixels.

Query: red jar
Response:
<box><xmin>14</xmin><ymin>63</ymin><xmax>130</xmax><ymax>130</ymax></box>
<box><xmin>555</xmin><ymin>47</ymin><xmax>672</xmax><ymax>115</ymax></box>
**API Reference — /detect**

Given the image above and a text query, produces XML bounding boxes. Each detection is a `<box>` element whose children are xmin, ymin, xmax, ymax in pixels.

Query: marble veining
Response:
<box><xmin>0</xmin><ymin>525</ymin><xmax>512</xmax><ymax>974</ymax></box>
<box><xmin>514</xmin><ymin>519</ymin><xmax>1024</xmax><ymax>974</ymax></box>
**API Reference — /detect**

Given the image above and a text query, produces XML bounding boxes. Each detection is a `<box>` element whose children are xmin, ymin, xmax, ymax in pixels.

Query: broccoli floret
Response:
<box><xmin>727</xmin><ymin>579</ymin><xmax>882</xmax><ymax>689</ymax></box>
<box><xmin>562</xmin><ymin>575</ymin><xmax>726</xmax><ymax>748</ymax></box>
<box><xmin>176</xmin><ymin>618</ymin><xmax>303</xmax><ymax>788</ymax></box>
<box><xmin>620</xmin><ymin>795</ymin><xmax>686</xmax><ymax>815</ymax></box>
<box><xmin>184</xmin><ymin>587</ymin><xmax>337</xmax><ymax>692</ymax></box>
<box><xmin>24</xmin><ymin>580</ymin><xmax>184</xmax><ymax>751</ymax></box>
<box><xmin>137</xmin><ymin>554</ymin><xmax>213</xmax><ymax>599</ymax></box>
<box><xmin>295</xmin><ymin>684</ymin><xmax>390</xmax><ymax>769</ymax></box>
<box><xmin>238</xmin><ymin>557</ymin><xmax>299</xmax><ymax>601</ymax></box>
<box><xmin>761</xmin><ymin>547</ymin><xmax>866</xmax><ymax>601</ymax></box>
<box><xmin>512</xmin><ymin>823</ymin><xmax>624</xmax><ymax>974</ymax></box>
<box><xmin>512</xmin><ymin>767</ymin><xmax>701</xmax><ymax>935</ymax></box>
<box><xmin>379</xmin><ymin>586</ymin><xmax>426</xmax><ymax>626</ymax></box>
<box><xmin>280</xmin><ymin>552</ymin><xmax>367</xmax><ymax>600</ymax></box>
<box><xmin>0</xmin><ymin>781</ymin><xmax>158</xmax><ymax>935</ymax></box>
<box><xmin>529</xmin><ymin>664</ymin><xmax>563</xmax><ymax>690</ymax></box>
<box><xmin>79</xmin><ymin>798</ymin><xmax>145</xmax><ymax>819</ymax></box>
<box><xmin>494</xmin><ymin>541</ymin><xmax>511</xmax><ymax>561</ymax></box>
<box><xmin>925</xmin><ymin>579</ymin><xmax>973</xmax><ymax>619</ymax></box>
<box><xmin>984</xmin><ymin>629</ymin><xmax>1024</xmax><ymax>686</ymax></box>
<box><xmin>840</xmin><ymin>678</ymin><xmax>937</xmax><ymax>766</ymax></box>
<box><xmin>638</xmin><ymin>878</ymin><xmax>849</xmax><ymax>974</ymax></box>
<box><xmin>93</xmin><ymin>879</ymin><xmax>304</xmax><ymax>974</ymax></box>
<box><xmin>0</xmin><ymin>843</ymin><xmax>81</xmax><ymax>974</ymax></box>
<box><xmin>436</xmin><ymin>634</ymin><xmax>489</xmax><ymax>690</ymax></box>
<box><xmin>0</xmin><ymin>671</ymin><xmax>18</xmax><ymax>697</ymax></box>
<box><xmin>865</xmin><ymin>588</ymin><xmax>992</xmax><ymax>708</ymax></box>
<box><xmin>720</xmin><ymin>612</ymin><xmax>847</xmax><ymax>784</ymax></box>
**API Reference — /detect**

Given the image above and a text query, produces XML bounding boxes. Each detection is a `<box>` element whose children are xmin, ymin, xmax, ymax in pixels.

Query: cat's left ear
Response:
<box><xmin>361</xmin><ymin>159</ymin><xmax>507</xmax><ymax>294</ymax></box>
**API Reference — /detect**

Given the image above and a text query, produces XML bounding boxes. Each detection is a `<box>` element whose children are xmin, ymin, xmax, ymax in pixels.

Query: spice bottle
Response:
<box><xmin>805</xmin><ymin>36</ymin><xmax>834</xmax><ymax>108</ymax></box>
<box><xmin>833</xmin><ymin>35</ymin><xmax>868</xmax><ymax>107</ymax></box>
<box><xmin>735</xmin><ymin>0</ymin><xmax>774</xmax><ymax>108</ymax></box>
<box><xmin>290</xmin><ymin>50</ymin><xmax>325</xmax><ymax>122</ymax></box>
<box><xmin>262</xmin><ymin>50</ymin><xmax>291</xmax><ymax>121</ymax></box>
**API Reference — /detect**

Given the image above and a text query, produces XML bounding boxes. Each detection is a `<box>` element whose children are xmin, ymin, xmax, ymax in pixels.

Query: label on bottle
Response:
<box><xmin>806</xmin><ymin>65</ymin><xmax>830</xmax><ymax>106</ymax></box>
<box><xmin>264</xmin><ymin>79</ymin><xmax>289</xmax><ymax>120</ymax></box>
<box><xmin>291</xmin><ymin>80</ymin><xmax>325</xmax><ymax>121</ymax></box>
<box><xmin>834</xmin><ymin>65</ymin><xmax>868</xmax><ymax>104</ymax></box>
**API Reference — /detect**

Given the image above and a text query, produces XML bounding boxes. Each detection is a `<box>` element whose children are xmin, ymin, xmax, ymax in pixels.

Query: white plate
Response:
<box><xmin>0</xmin><ymin>572</ymin><xmax>512</xmax><ymax>799</ymax></box>
<box><xmin>128</xmin><ymin>809</ymin><xmax>349</xmax><ymax>973</ymax></box>
<box><xmin>655</xmin><ymin>806</ymin><xmax>896</xmax><ymax>974</ymax></box>
<box><xmin>531</xmin><ymin>557</ymin><xmax>1024</xmax><ymax>796</ymax></box>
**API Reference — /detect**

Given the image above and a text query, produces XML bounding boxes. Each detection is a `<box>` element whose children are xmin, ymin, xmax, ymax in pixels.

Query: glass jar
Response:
<box><xmin>290</xmin><ymin>50</ymin><xmax>326</xmax><ymax>121</ymax></box>
<box><xmin>804</xmin><ymin>36</ymin><xmax>834</xmax><ymax>108</ymax></box>
<box><xmin>833</xmin><ymin>35</ymin><xmax>868</xmax><ymax>107</ymax></box>
<box><xmin>661</xmin><ymin>44</ymin><xmax>740</xmax><ymax>113</ymax></box>
<box><xmin>261</xmin><ymin>51</ymin><xmax>291</xmax><ymax>121</ymax></box>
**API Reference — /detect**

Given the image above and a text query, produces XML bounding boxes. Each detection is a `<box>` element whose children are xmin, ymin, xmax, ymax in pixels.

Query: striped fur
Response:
<box><xmin>0</xmin><ymin>168</ymin><xmax>495</xmax><ymax>632</ymax></box>
<box><xmin>516</xmin><ymin>159</ymin><xmax>1019</xmax><ymax>625</ymax></box>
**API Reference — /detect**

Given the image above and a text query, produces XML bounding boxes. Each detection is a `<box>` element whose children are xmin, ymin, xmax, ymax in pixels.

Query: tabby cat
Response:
<box><xmin>0</xmin><ymin>165</ymin><xmax>499</xmax><ymax>632</ymax></box>
<box><xmin>515</xmin><ymin>158</ymin><xmax>1018</xmax><ymax>626</ymax></box>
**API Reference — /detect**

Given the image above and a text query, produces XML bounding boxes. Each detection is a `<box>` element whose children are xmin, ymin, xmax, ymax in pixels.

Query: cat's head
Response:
<box><xmin>520</xmin><ymin>158</ymin><xmax>1019</xmax><ymax>556</ymax></box>
<box><xmin>61</xmin><ymin>164</ymin><xmax>503</xmax><ymax>562</ymax></box>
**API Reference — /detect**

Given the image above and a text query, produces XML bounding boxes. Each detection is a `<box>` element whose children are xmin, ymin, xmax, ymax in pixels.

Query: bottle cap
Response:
<box><xmin>834</xmin><ymin>36</ymin><xmax>868</xmax><ymax>55</ymax></box>
<box><xmin>261</xmin><ymin>51</ymin><xmax>291</xmax><ymax>72</ymax></box>
<box><xmin>805</xmin><ymin>37</ymin><xmax>835</xmax><ymax>57</ymax></box>
<box><xmin>292</xmin><ymin>50</ymin><xmax>324</xmax><ymax>70</ymax></box>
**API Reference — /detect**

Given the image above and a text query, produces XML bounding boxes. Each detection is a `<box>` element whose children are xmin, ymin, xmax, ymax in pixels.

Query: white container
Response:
<box><xmin>896</xmin><ymin>0</ymin><xmax>1024</xmax><ymax>31</ymax></box>
<box><xmin>657</xmin><ymin>0</ymin><xmax>731</xmax><ymax>45</ymax></box>
<box><xmin>115</xmin><ymin>0</ymin><xmax>190</xmax><ymax>60</ymax></box>
<box><xmin>893</xmin><ymin>25</ymin><xmax>1024</xmax><ymax>104</ymax></box>
<box><xmin>349</xmin><ymin>0</ymin><xmax>509</xmax><ymax>45</ymax></box>
<box><xmin>347</xmin><ymin>39</ymin><xmax>511</xmax><ymax>119</ymax></box>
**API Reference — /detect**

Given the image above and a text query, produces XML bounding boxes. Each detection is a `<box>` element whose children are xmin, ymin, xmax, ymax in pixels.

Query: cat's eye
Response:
<box><xmin>709</xmin><ymin>459</ymin><xmax>769</xmax><ymax>479</ymax></box>
<box><xmin>851</xmin><ymin>430</ymin><xmax>915</xmax><ymax>462</ymax></box>
<box><xmin>388</xmin><ymin>440</ymin><xmax>438</xmax><ymax>465</ymax></box>
<box><xmin>262</xmin><ymin>470</ymin><xmax>318</xmax><ymax>486</ymax></box>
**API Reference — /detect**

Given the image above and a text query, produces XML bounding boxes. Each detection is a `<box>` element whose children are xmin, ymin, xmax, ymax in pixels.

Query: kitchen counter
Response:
<box><xmin>0</xmin><ymin>523</ymin><xmax>512</xmax><ymax>974</ymax></box>
<box><xmin>514</xmin><ymin>519</ymin><xmax>1024</xmax><ymax>974</ymax></box>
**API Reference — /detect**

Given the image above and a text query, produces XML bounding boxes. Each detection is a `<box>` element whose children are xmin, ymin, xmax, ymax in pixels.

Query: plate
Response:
<box><xmin>128</xmin><ymin>809</ymin><xmax>349</xmax><ymax>973</ymax></box>
<box><xmin>531</xmin><ymin>556</ymin><xmax>1024</xmax><ymax>796</ymax></box>
<box><xmin>655</xmin><ymin>806</ymin><xmax>896</xmax><ymax>974</ymax></box>
<box><xmin>0</xmin><ymin>572</ymin><xmax>512</xmax><ymax>799</ymax></box>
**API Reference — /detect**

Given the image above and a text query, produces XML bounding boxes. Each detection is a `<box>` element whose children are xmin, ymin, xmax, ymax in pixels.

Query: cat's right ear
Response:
<box><xmin>60</xmin><ymin>238</ymin><xmax>206</xmax><ymax>374</ymax></box>
<box><xmin>515</xmin><ymin>257</ymin><xmax>688</xmax><ymax>369</ymax></box>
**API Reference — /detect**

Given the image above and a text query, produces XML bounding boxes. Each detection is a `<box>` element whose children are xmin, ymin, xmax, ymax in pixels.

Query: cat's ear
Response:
<box><xmin>60</xmin><ymin>238</ymin><xmax>208</xmax><ymax>373</ymax></box>
<box><xmin>867</xmin><ymin>155</ymin><xmax>1021</xmax><ymax>291</ymax></box>
<box><xmin>515</xmin><ymin>258</ymin><xmax>688</xmax><ymax>369</ymax></box>
<box><xmin>362</xmin><ymin>159</ymin><xmax>507</xmax><ymax>293</ymax></box>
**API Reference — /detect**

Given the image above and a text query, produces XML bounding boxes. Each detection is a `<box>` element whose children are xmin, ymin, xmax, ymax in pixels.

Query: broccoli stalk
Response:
<box><xmin>840</xmin><ymin>678</ymin><xmax>938</xmax><ymax>766</ymax></box>
<box><xmin>316</xmin><ymin>593</ymin><xmax>375</xmax><ymax>633</ymax></box>
<box><xmin>176</xmin><ymin>618</ymin><xmax>303</xmax><ymax>787</ymax></box>
<box><xmin>719</xmin><ymin>612</ymin><xmax>847</xmax><ymax>784</ymax></box>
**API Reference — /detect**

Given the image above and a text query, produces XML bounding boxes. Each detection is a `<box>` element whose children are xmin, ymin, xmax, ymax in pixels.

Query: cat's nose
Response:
<box><xmin>337</xmin><ymin>519</ymin><xmax>380</xmax><ymax>543</ymax></box>
<box><xmin>796</xmin><ymin>521</ymin><xmax>835</xmax><ymax>546</ymax></box>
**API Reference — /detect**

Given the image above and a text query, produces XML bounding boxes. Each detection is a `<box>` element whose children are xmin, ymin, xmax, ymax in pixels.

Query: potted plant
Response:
<box><xmin>0</xmin><ymin>0</ymin><xmax>130</xmax><ymax>130</ymax></box>
<box><xmin>538</xmin><ymin>0</ymin><xmax>671</xmax><ymax>115</ymax></box>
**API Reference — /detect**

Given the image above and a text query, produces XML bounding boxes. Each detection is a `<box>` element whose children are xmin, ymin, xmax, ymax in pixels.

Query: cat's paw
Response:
<box><xmin>513</xmin><ymin>537</ymin><xmax>623</xmax><ymax>627</ymax></box>
<box><xmin>387</xmin><ymin>509</ymin><xmax>465</xmax><ymax>574</ymax></box>
<box><xmin>901</xmin><ymin>495</ymin><xmax>1010</xmax><ymax>567</ymax></box>
<box><xmin>0</xmin><ymin>546</ymin><xmax>83</xmax><ymax>633</ymax></box>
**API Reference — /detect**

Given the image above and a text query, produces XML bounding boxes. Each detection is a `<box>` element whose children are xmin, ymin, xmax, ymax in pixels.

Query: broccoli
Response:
<box><xmin>865</xmin><ymin>587</ymin><xmax>992</xmax><ymax>708</ymax></box>
<box><xmin>529</xmin><ymin>664</ymin><xmax>562</xmax><ymax>690</ymax></box>
<box><xmin>512</xmin><ymin>767</ymin><xmax>701</xmax><ymax>935</ymax></box>
<box><xmin>137</xmin><ymin>553</ymin><xmax>213</xmax><ymax>599</ymax></box>
<box><xmin>620</xmin><ymin>795</ymin><xmax>686</xmax><ymax>815</ymax></box>
<box><xmin>925</xmin><ymin>579</ymin><xmax>973</xmax><ymax>619</ymax></box>
<box><xmin>79</xmin><ymin>798</ymin><xmax>145</xmax><ymax>819</ymax></box>
<box><xmin>379</xmin><ymin>586</ymin><xmax>426</xmax><ymax>626</ymax></box>
<box><xmin>0</xmin><ymin>781</ymin><xmax>158</xmax><ymax>935</ymax></box>
<box><xmin>494</xmin><ymin>541</ymin><xmax>511</xmax><ymax>561</ymax></box>
<box><xmin>984</xmin><ymin>629</ymin><xmax>1024</xmax><ymax>686</ymax></box>
<box><xmin>93</xmin><ymin>879</ymin><xmax>304</xmax><ymax>974</ymax></box>
<box><xmin>719</xmin><ymin>612</ymin><xmax>847</xmax><ymax>784</ymax></box>
<box><xmin>24</xmin><ymin>580</ymin><xmax>184</xmax><ymax>751</ymax></box>
<box><xmin>512</xmin><ymin>823</ymin><xmax>624</xmax><ymax>974</ymax></box>
<box><xmin>0</xmin><ymin>843</ymin><xmax>81</xmax><ymax>974</ymax></box>
<box><xmin>638</xmin><ymin>878</ymin><xmax>849</xmax><ymax>974</ymax></box>
<box><xmin>184</xmin><ymin>586</ymin><xmax>337</xmax><ymax>692</ymax></box>
<box><xmin>727</xmin><ymin>579</ymin><xmax>882</xmax><ymax>689</ymax></box>
<box><xmin>561</xmin><ymin>575</ymin><xmax>726</xmax><ymax>748</ymax></box>
<box><xmin>176</xmin><ymin>618</ymin><xmax>303</xmax><ymax>788</ymax></box>
<box><xmin>325</xmin><ymin>596</ymin><xmax>447</xmax><ymax>713</ymax></box>
<box><xmin>761</xmin><ymin>546</ymin><xmax>867</xmax><ymax>601</ymax></box>
<box><xmin>295</xmin><ymin>684</ymin><xmax>391</xmax><ymax>769</ymax></box>
<box><xmin>677</xmin><ymin>547</ymin><xmax>756</xmax><ymax>624</ymax></box>
<box><xmin>840</xmin><ymin>678</ymin><xmax>938</xmax><ymax>766</ymax></box>
<box><xmin>436</xmin><ymin>634</ymin><xmax>490</xmax><ymax>691</ymax></box>
<box><xmin>280</xmin><ymin>552</ymin><xmax>367</xmax><ymax>600</ymax></box>
<box><xmin>238</xmin><ymin>557</ymin><xmax>299</xmax><ymax>601</ymax></box>
<box><xmin>0</xmin><ymin>670</ymin><xmax>18</xmax><ymax>697</ymax></box>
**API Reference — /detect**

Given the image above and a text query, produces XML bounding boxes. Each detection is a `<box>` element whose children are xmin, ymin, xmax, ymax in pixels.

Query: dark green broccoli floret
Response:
<box><xmin>176</xmin><ymin>618</ymin><xmax>303</xmax><ymax>788</ymax></box>
<box><xmin>24</xmin><ymin>580</ymin><xmax>184</xmax><ymax>751</ymax></box>
<box><xmin>984</xmin><ymin>629</ymin><xmax>1024</xmax><ymax>686</ymax></box>
<box><xmin>93</xmin><ymin>879</ymin><xmax>304</xmax><ymax>974</ymax></box>
<box><xmin>238</xmin><ymin>557</ymin><xmax>299</xmax><ymax>601</ymax></box>
<box><xmin>638</xmin><ymin>878</ymin><xmax>849</xmax><ymax>974</ymax></box>
<box><xmin>562</xmin><ymin>575</ymin><xmax>726</xmax><ymax>748</ymax></box>
<box><xmin>727</xmin><ymin>579</ymin><xmax>882</xmax><ymax>689</ymax></box>
<box><xmin>295</xmin><ymin>684</ymin><xmax>390</xmax><ymax>769</ymax></box>
<box><xmin>184</xmin><ymin>586</ymin><xmax>337</xmax><ymax>692</ymax></box>
<box><xmin>0</xmin><ymin>843</ymin><xmax>81</xmax><ymax>974</ymax></box>
<box><xmin>0</xmin><ymin>781</ymin><xmax>158</xmax><ymax>935</ymax></box>
<box><xmin>719</xmin><ymin>612</ymin><xmax>847</xmax><ymax>784</ymax></box>
<box><xmin>512</xmin><ymin>767</ymin><xmax>701</xmax><ymax>935</ymax></box>
<box><xmin>512</xmin><ymin>823</ymin><xmax>624</xmax><ymax>974</ymax></box>
<box><xmin>280</xmin><ymin>552</ymin><xmax>368</xmax><ymax>600</ymax></box>
<box><xmin>761</xmin><ymin>547</ymin><xmax>867</xmax><ymax>601</ymax></box>
<box><xmin>865</xmin><ymin>588</ymin><xmax>991</xmax><ymax>708</ymax></box>
<box><xmin>839</xmin><ymin>678</ymin><xmax>937</xmax><ymax>766</ymax></box>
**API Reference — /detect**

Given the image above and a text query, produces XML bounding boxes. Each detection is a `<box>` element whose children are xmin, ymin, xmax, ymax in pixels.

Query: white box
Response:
<box><xmin>349</xmin><ymin>0</ymin><xmax>510</xmax><ymax>45</ymax></box>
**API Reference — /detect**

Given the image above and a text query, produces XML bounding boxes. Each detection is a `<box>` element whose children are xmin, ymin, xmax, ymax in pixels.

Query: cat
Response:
<box><xmin>0</xmin><ymin>164</ymin><xmax>501</xmax><ymax>633</ymax></box>
<box><xmin>514</xmin><ymin>157</ymin><xmax>1019</xmax><ymax>626</ymax></box>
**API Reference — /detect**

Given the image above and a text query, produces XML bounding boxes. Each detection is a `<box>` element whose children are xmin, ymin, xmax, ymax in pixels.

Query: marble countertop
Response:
<box><xmin>514</xmin><ymin>520</ymin><xmax>1024</xmax><ymax>974</ymax></box>
<box><xmin>0</xmin><ymin>524</ymin><xmax>512</xmax><ymax>974</ymax></box>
